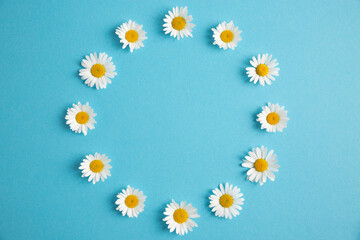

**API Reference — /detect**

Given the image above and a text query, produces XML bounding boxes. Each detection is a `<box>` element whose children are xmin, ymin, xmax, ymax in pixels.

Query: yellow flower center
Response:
<box><xmin>125</xmin><ymin>195</ymin><xmax>139</xmax><ymax>208</ymax></box>
<box><xmin>125</xmin><ymin>30</ymin><xmax>139</xmax><ymax>43</ymax></box>
<box><xmin>90</xmin><ymin>64</ymin><xmax>106</xmax><ymax>78</ymax></box>
<box><xmin>173</xmin><ymin>209</ymin><xmax>188</xmax><ymax>223</ymax></box>
<box><xmin>220</xmin><ymin>30</ymin><xmax>234</xmax><ymax>43</ymax></box>
<box><xmin>266</xmin><ymin>112</ymin><xmax>280</xmax><ymax>125</ymax></box>
<box><xmin>75</xmin><ymin>111</ymin><xmax>89</xmax><ymax>124</ymax></box>
<box><xmin>89</xmin><ymin>160</ymin><xmax>104</xmax><ymax>173</ymax></box>
<box><xmin>254</xmin><ymin>158</ymin><xmax>268</xmax><ymax>172</ymax></box>
<box><xmin>171</xmin><ymin>17</ymin><xmax>186</xmax><ymax>30</ymax></box>
<box><xmin>256</xmin><ymin>64</ymin><xmax>269</xmax><ymax>76</ymax></box>
<box><xmin>219</xmin><ymin>194</ymin><xmax>233</xmax><ymax>208</ymax></box>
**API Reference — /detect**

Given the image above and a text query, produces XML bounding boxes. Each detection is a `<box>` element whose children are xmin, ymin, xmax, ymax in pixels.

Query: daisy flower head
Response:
<box><xmin>115</xmin><ymin>20</ymin><xmax>147</xmax><ymax>52</ymax></box>
<box><xmin>65</xmin><ymin>102</ymin><xmax>96</xmax><ymax>136</ymax></box>
<box><xmin>242</xmin><ymin>146</ymin><xmax>279</xmax><ymax>186</ymax></box>
<box><xmin>79</xmin><ymin>52</ymin><xmax>117</xmax><ymax>90</ymax></box>
<box><xmin>79</xmin><ymin>153</ymin><xmax>112</xmax><ymax>184</ymax></box>
<box><xmin>163</xmin><ymin>6</ymin><xmax>195</xmax><ymax>40</ymax></box>
<box><xmin>212</xmin><ymin>21</ymin><xmax>242</xmax><ymax>50</ymax></box>
<box><xmin>115</xmin><ymin>185</ymin><xmax>146</xmax><ymax>218</ymax></box>
<box><xmin>209</xmin><ymin>183</ymin><xmax>244</xmax><ymax>219</ymax></box>
<box><xmin>257</xmin><ymin>103</ymin><xmax>289</xmax><ymax>132</ymax></box>
<box><xmin>163</xmin><ymin>199</ymin><xmax>200</xmax><ymax>235</ymax></box>
<box><xmin>246</xmin><ymin>54</ymin><xmax>279</xmax><ymax>86</ymax></box>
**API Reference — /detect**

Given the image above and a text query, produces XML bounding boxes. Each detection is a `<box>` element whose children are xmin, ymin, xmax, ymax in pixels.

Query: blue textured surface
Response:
<box><xmin>1</xmin><ymin>0</ymin><xmax>359</xmax><ymax>239</ymax></box>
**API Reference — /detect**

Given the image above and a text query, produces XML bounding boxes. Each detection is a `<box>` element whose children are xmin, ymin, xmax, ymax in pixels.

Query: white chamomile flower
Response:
<box><xmin>212</xmin><ymin>21</ymin><xmax>242</xmax><ymax>50</ymax></box>
<box><xmin>209</xmin><ymin>183</ymin><xmax>244</xmax><ymax>219</ymax></box>
<box><xmin>65</xmin><ymin>102</ymin><xmax>96</xmax><ymax>136</ymax></box>
<box><xmin>257</xmin><ymin>103</ymin><xmax>289</xmax><ymax>132</ymax></box>
<box><xmin>246</xmin><ymin>54</ymin><xmax>279</xmax><ymax>86</ymax></box>
<box><xmin>242</xmin><ymin>146</ymin><xmax>279</xmax><ymax>186</ymax></box>
<box><xmin>163</xmin><ymin>200</ymin><xmax>200</xmax><ymax>235</ymax></box>
<box><xmin>115</xmin><ymin>20</ymin><xmax>147</xmax><ymax>53</ymax></box>
<box><xmin>163</xmin><ymin>6</ymin><xmax>195</xmax><ymax>40</ymax></box>
<box><xmin>115</xmin><ymin>185</ymin><xmax>146</xmax><ymax>218</ymax></box>
<box><xmin>79</xmin><ymin>52</ymin><xmax>117</xmax><ymax>90</ymax></box>
<box><xmin>79</xmin><ymin>153</ymin><xmax>112</xmax><ymax>184</ymax></box>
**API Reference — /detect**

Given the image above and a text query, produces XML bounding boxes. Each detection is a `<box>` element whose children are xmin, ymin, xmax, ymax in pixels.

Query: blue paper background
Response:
<box><xmin>1</xmin><ymin>0</ymin><xmax>359</xmax><ymax>239</ymax></box>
